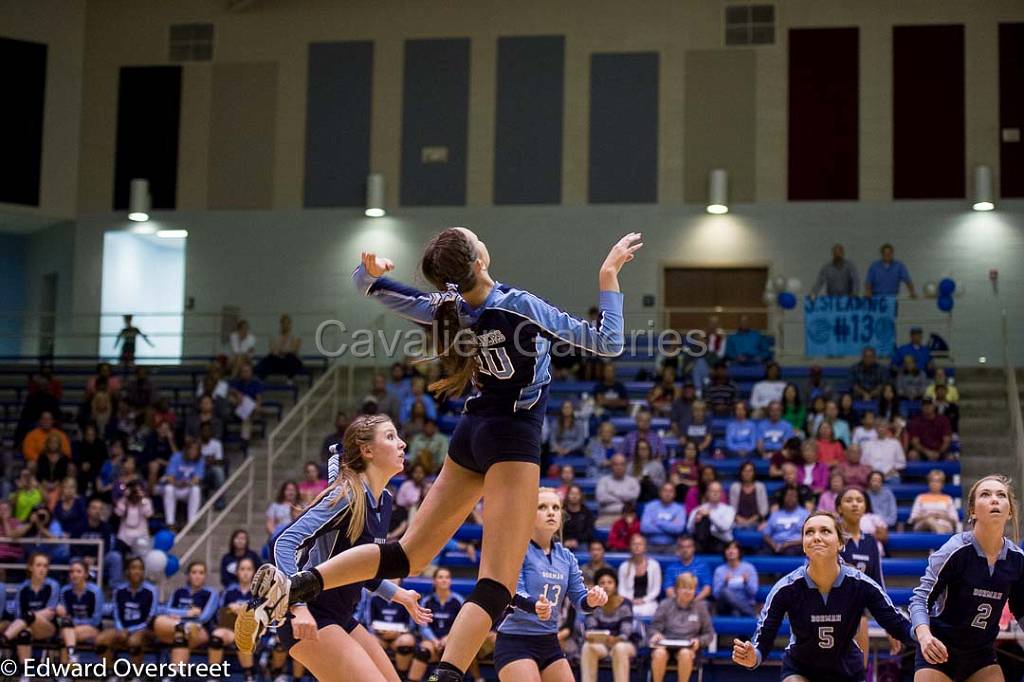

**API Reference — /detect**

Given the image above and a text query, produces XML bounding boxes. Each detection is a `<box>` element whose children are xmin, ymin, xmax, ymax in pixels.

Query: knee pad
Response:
<box><xmin>273</xmin><ymin>639</ymin><xmax>287</xmax><ymax>654</ymax></box>
<box><xmin>414</xmin><ymin>646</ymin><xmax>432</xmax><ymax>662</ymax></box>
<box><xmin>465</xmin><ymin>578</ymin><xmax>512</xmax><ymax>627</ymax></box>
<box><xmin>24</xmin><ymin>612</ymin><xmax>35</xmax><ymax>626</ymax></box>
<box><xmin>16</xmin><ymin>630</ymin><xmax>32</xmax><ymax>645</ymax></box>
<box><xmin>208</xmin><ymin>635</ymin><xmax>224</xmax><ymax>651</ymax></box>
<box><xmin>172</xmin><ymin>623</ymin><xmax>187</xmax><ymax>647</ymax></box>
<box><xmin>395</xmin><ymin>645</ymin><xmax>415</xmax><ymax>656</ymax></box>
<box><xmin>56</xmin><ymin>616</ymin><xmax>73</xmax><ymax>630</ymax></box>
<box><xmin>373</xmin><ymin>542</ymin><xmax>411</xmax><ymax>581</ymax></box>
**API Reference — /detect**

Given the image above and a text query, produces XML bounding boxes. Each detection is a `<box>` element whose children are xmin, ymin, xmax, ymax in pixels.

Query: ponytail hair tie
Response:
<box><xmin>445</xmin><ymin>282</ymin><xmax>460</xmax><ymax>293</ymax></box>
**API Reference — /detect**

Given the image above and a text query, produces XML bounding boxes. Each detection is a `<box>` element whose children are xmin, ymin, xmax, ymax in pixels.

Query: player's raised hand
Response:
<box><xmin>362</xmin><ymin>251</ymin><xmax>395</xmax><ymax>278</ymax></box>
<box><xmin>732</xmin><ymin>639</ymin><xmax>757</xmax><ymax>668</ymax></box>
<box><xmin>586</xmin><ymin>585</ymin><xmax>609</xmax><ymax>608</ymax></box>
<box><xmin>535</xmin><ymin>595</ymin><xmax>552</xmax><ymax>621</ymax></box>
<box><xmin>601</xmin><ymin>232</ymin><xmax>644</xmax><ymax>273</ymax></box>
<box><xmin>395</xmin><ymin>589</ymin><xmax>433</xmax><ymax>625</ymax></box>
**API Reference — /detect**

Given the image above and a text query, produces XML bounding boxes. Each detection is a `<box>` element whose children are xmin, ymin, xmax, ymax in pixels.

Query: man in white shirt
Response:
<box><xmin>861</xmin><ymin>421</ymin><xmax>906</xmax><ymax>480</ymax></box>
<box><xmin>595</xmin><ymin>454</ymin><xmax>641</xmax><ymax>528</ymax></box>
<box><xmin>686</xmin><ymin>481</ymin><xmax>736</xmax><ymax>553</ymax></box>
<box><xmin>851</xmin><ymin>411</ymin><xmax>879</xmax><ymax>448</ymax></box>
<box><xmin>749</xmin><ymin>362</ymin><xmax>786</xmax><ymax>415</ymax></box>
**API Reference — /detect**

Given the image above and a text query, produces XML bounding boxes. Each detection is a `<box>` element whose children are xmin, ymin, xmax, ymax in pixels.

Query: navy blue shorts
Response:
<box><xmin>780</xmin><ymin>650</ymin><xmax>864</xmax><ymax>682</ymax></box>
<box><xmin>448</xmin><ymin>410</ymin><xmax>544</xmax><ymax>474</ymax></box>
<box><xmin>276</xmin><ymin>605</ymin><xmax>359</xmax><ymax>652</ymax></box>
<box><xmin>914</xmin><ymin>642</ymin><xmax>998</xmax><ymax>681</ymax></box>
<box><xmin>494</xmin><ymin>633</ymin><xmax>566</xmax><ymax>673</ymax></box>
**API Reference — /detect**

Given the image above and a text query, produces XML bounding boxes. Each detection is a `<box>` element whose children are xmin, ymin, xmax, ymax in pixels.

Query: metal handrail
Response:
<box><xmin>175</xmin><ymin>462</ymin><xmax>255</xmax><ymax>578</ymax></box>
<box><xmin>1002</xmin><ymin>310</ymin><xmax>1024</xmax><ymax>494</ymax></box>
<box><xmin>0</xmin><ymin>538</ymin><xmax>104</xmax><ymax>587</ymax></box>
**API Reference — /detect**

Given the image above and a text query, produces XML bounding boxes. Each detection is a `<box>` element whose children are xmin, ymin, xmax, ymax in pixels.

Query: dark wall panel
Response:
<box><xmin>494</xmin><ymin>36</ymin><xmax>564</xmax><ymax>204</ymax></box>
<box><xmin>0</xmin><ymin>37</ymin><xmax>47</xmax><ymax>206</ymax></box>
<box><xmin>1000</xmin><ymin>23</ymin><xmax>1024</xmax><ymax>198</ymax></box>
<box><xmin>589</xmin><ymin>52</ymin><xmax>659</xmax><ymax>203</ymax></box>
<box><xmin>788</xmin><ymin>28</ymin><xmax>859</xmax><ymax>200</ymax></box>
<box><xmin>114</xmin><ymin>66</ymin><xmax>182</xmax><ymax>210</ymax></box>
<box><xmin>400</xmin><ymin>39</ymin><xmax>470</xmax><ymax>206</ymax></box>
<box><xmin>304</xmin><ymin>41</ymin><xmax>374</xmax><ymax>207</ymax></box>
<box><xmin>893</xmin><ymin>25</ymin><xmax>965</xmax><ymax>199</ymax></box>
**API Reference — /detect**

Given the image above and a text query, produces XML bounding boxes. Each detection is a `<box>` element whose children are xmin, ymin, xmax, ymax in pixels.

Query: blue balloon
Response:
<box><xmin>153</xmin><ymin>529</ymin><xmax>175</xmax><ymax>552</ymax></box>
<box><xmin>937</xmin><ymin>295</ymin><xmax>954</xmax><ymax>312</ymax></box>
<box><xmin>938</xmin><ymin>278</ymin><xmax>956</xmax><ymax>297</ymax></box>
<box><xmin>164</xmin><ymin>554</ymin><xmax>180</xmax><ymax>578</ymax></box>
<box><xmin>778</xmin><ymin>292</ymin><xmax>797</xmax><ymax>310</ymax></box>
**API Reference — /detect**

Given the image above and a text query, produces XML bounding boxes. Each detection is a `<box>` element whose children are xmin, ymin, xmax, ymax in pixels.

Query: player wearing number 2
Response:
<box><xmin>910</xmin><ymin>474</ymin><xmax>1024</xmax><ymax>682</ymax></box>
<box><xmin>732</xmin><ymin>512</ymin><xmax>913</xmax><ymax>681</ymax></box>
<box><xmin>494</xmin><ymin>488</ymin><xmax>608</xmax><ymax>682</ymax></box>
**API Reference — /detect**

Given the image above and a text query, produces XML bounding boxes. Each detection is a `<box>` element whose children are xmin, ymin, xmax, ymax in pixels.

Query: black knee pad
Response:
<box><xmin>373</xmin><ymin>542</ymin><xmax>411</xmax><ymax>581</ymax></box>
<box><xmin>172</xmin><ymin>623</ymin><xmax>187</xmax><ymax>647</ymax></box>
<box><xmin>56</xmin><ymin>616</ymin><xmax>73</xmax><ymax>630</ymax></box>
<box><xmin>16</xmin><ymin>630</ymin><xmax>32</xmax><ymax>645</ymax></box>
<box><xmin>395</xmin><ymin>644</ymin><xmax>414</xmax><ymax>656</ymax></box>
<box><xmin>208</xmin><ymin>635</ymin><xmax>224</xmax><ymax>650</ymax></box>
<box><xmin>414</xmin><ymin>646</ymin><xmax>432</xmax><ymax>662</ymax></box>
<box><xmin>465</xmin><ymin>578</ymin><xmax>512</xmax><ymax>626</ymax></box>
<box><xmin>24</xmin><ymin>612</ymin><xmax>35</xmax><ymax>626</ymax></box>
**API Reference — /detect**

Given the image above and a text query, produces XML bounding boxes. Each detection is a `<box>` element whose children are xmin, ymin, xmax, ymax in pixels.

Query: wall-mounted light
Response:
<box><xmin>972</xmin><ymin>165</ymin><xmax>994</xmax><ymax>211</ymax></box>
<box><xmin>156</xmin><ymin>229</ymin><xmax>188</xmax><ymax>239</ymax></box>
<box><xmin>129</xmin><ymin>178</ymin><xmax>151</xmax><ymax>222</ymax></box>
<box><xmin>706</xmin><ymin>169</ymin><xmax>729</xmax><ymax>214</ymax></box>
<box><xmin>365</xmin><ymin>173</ymin><xmax>386</xmax><ymax>217</ymax></box>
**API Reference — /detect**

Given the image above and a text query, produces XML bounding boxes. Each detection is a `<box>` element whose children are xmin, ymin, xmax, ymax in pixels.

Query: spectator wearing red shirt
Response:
<box><xmin>814</xmin><ymin>421</ymin><xmax>845</xmax><ymax>467</ymax></box>
<box><xmin>907</xmin><ymin>398</ymin><xmax>952</xmax><ymax>460</ymax></box>
<box><xmin>607</xmin><ymin>501</ymin><xmax>641</xmax><ymax>551</ymax></box>
<box><xmin>835</xmin><ymin>444</ymin><xmax>872</xmax><ymax>491</ymax></box>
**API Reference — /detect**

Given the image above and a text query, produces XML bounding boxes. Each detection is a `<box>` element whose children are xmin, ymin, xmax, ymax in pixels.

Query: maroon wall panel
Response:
<box><xmin>788</xmin><ymin>27</ymin><xmax>859</xmax><ymax>200</ymax></box>
<box><xmin>1000</xmin><ymin>23</ymin><xmax>1024</xmax><ymax>198</ymax></box>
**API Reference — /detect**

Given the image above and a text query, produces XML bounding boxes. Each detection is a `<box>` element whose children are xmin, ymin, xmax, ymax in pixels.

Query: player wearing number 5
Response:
<box><xmin>495</xmin><ymin>488</ymin><xmax>608</xmax><ymax>681</ymax></box>
<box><xmin>909</xmin><ymin>475</ymin><xmax>1024</xmax><ymax>681</ymax></box>
<box><xmin>732</xmin><ymin>512</ymin><xmax>913</xmax><ymax>681</ymax></box>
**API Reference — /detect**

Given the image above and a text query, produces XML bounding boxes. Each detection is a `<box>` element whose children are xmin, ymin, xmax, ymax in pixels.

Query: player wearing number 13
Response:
<box><xmin>732</xmin><ymin>512</ymin><xmax>913</xmax><ymax>681</ymax></box>
<box><xmin>909</xmin><ymin>475</ymin><xmax>1024</xmax><ymax>681</ymax></box>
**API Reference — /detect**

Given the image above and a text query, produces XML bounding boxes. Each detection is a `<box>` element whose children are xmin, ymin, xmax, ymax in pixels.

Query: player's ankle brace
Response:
<box><xmin>465</xmin><ymin>578</ymin><xmax>512</xmax><ymax>626</ymax></box>
<box><xmin>427</xmin><ymin>662</ymin><xmax>465</xmax><ymax>682</ymax></box>
<box><xmin>289</xmin><ymin>567</ymin><xmax>324</xmax><ymax>604</ymax></box>
<box><xmin>373</xmin><ymin>542</ymin><xmax>411</xmax><ymax>581</ymax></box>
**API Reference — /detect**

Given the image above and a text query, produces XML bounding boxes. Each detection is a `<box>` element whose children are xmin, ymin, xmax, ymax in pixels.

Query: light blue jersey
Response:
<box><xmin>500</xmin><ymin>540</ymin><xmax>592</xmax><ymax>636</ymax></box>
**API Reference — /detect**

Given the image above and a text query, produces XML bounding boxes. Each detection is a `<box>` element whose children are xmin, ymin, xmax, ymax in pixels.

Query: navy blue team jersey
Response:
<box><xmin>353</xmin><ymin>264</ymin><xmax>624</xmax><ymax>416</ymax></box>
<box><xmin>14</xmin><ymin>578</ymin><xmax>60</xmax><ymax>620</ymax></box>
<box><xmin>112</xmin><ymin>581</ymin><xmax>160</xmax><ymax>633</ymax></box>
<box><xmin>419</xmin><ymin>592</ymin><xmax>464</xmax><ymax>641</ymax></box>
<box><xmin>910</xmin><ymin>532</ymin><xmax>1024</xmax><ymax>653</ymax></box>
<box><xmin>500</xmin><ymin>540</ymin><xmax>593</xmax><ymax>636</ymax></box>
<box><xmin>751</xmin><ymin>564</ymin><xmax>912</xmax><ymax>680</ymax></box>
<box><xmin>165</xmin><ymin>585</ymin><xmax>220</xmax><ymax>628</ymax></box>
<box><xmin>60</xmin><ymin>583</ymin><xmax>104</xmax><ymax>628</ymax></box>
<box><xmin>841</xmin><ymin>533</ymin><xmax>884</xmax><ymax>587</ymax></box>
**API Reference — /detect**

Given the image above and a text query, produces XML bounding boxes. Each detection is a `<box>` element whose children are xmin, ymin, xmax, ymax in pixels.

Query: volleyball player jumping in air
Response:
<box><xmin>238</xmin><ymin>227</ymin><xmax>640</xmax><ymax>681</ymax></box>
<box><xmin>910</xmin><ymin>474</ymin><xmax>1024</xmax><ymax>682</ymax></box>
<box><xmin>732</xmin><ymin>511</ymin><xmax>914</xmax><ymax>681</ymax></box>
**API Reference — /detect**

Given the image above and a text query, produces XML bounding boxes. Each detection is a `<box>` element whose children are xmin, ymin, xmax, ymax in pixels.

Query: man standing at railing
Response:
<box><xmin>865</xmin><ymin>243</ymin><xmax>916</xmax><ymax>298</ymax></box>
<box><xmin>811</xmin><ymin>244</ymin><xmax>859</xmax><ymax>297</ymax></box>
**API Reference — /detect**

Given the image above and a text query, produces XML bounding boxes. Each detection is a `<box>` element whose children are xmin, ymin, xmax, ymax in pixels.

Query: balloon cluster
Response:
<box><xmin>923</xmin><ymin>277</ymin><xmax>957</xmax><ymax>312</ymax></box>
<box><xmin>764</xmin><ymin>276</ymin><xmax>802</xmax><ymax>310</ymax></box>
<box><xmin>135</xmin><ymin>529</ymin><xmax>179</xmax><ymax>581</ymax></box>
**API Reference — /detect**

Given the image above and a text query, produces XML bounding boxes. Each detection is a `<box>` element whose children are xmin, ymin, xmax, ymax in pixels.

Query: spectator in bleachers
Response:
<box><xmin>630</xmin><ymin>439</ymin><xmax>666</xmax><ymax>502</ymax></box>
<box><xmin>142</xmin><ymin>419</ymin><xmax>176</xmax><ymax>490</ymax></box>
<box><xmin>607</xmin><ymin>501</ymin><xmax>641</xmax><ymax>551</ymax></box>
<box><xmin>852</xmin><ymin>411</ymin><xmax>878</xmax><ymax>449</ymax></box>
<box><xmin>750</xmin><ymin>362</ymin><xmax>786</xmax><ymax>414</ymax></box>
<box><xmin>161</xmin><ymin>438</ymin><xmax>205</xmax><ymax>528</ymax></box>
<box><xmin>688</xmin><ymin>480</ymin><xmax>735</xmax><ymax>553</ymax></box>
<box><xmin>549</xmin><ymin>399</ymin><xmax>588</xmax><ymax>457</ymax></box>
<box><xmin>401</xmin><ymin>395</ymin><xmax>429</xmax><ymax>441</ymax></box>
<box><xmin>397</xmin><ymin>462</ymin><xmax>428</xmax><ymax>511</ymax></box>
<box><xmin>725</xmin><ymin>401</ymin><xmax>757</xmax><ymax>458</ymax></box>
<box><xmin>837</xmin><ymin>444</ymin><xmax>872</xmax><ymax>492</ymax></box>
<box><xmin>925</xmin><ymin>367</ymin><xmax>958</xmax><ymax>402</ymax></box>
<box><xmin>321</xmin><ymin>410</ymin><xmax>350</xmax><ymax>458</ymax></box>
<box><xmin>773</xmin><ymin>462</ymin><xmax>815</xmax><ymax>512</ymax></box>
<box><xmin>862</xmin><ymin>421</ymin><xmax>906</xmax><ymax>480</ymax></box>
<box><xmin>730</xmin><ymin>460</ymin><xmax>768</xmax><ymax>529</ymax></box>
<box><xmin>75</xmin><ymin>497</ymin><xmax>121</xmax><ymax>583</ymax></box>
<box><xmin>581</xmin><ymin>540</ymin><xmax>612</xmax><ymax>586</ymax></box>
<box><xmin>363</xmin><ymin>373</ymin><xmax>400</xmax><ymax>419</ymax></box>
<box><xmin>399</xmin><ymin>375</ymin><xmax>438</xmax><ymax>425</ymax></box>
<box><xmin>768</xmin><ymin>437</ymin><xmax>804</xmax><ymax>479</ymax></box>
<box><xmin>641</xmin><ymin>482</ymin><xmax>688</xmax><ymax>552</ymax></box>
<box><xmin>713</xmin><ymin>541</ymin><xmax>759</xmax><ymax>616</ymax></box>
<box><xmin>896</xmin><ymin>355</ymin><xmax>928</xmax><ymax>400</ymax></box>
<box><xmin>408</xmin><ymin>418</ymin><xmax>449</xmax><ymax>475</ymax></box>
<box><xmin>555</xmin><ymin>464</ymin><xmax>577</xmax><ymax>499</ymax></box>
<box><xmin>86</xmin><ymin>361</ymin><xmax>121</xmax><ymax>398</ymax></box>
<box><xmin>908</xmin><ymin>469</ymin><xmax>958</xmax><ymax>533</ymax></box>
<box><xmin>668</xmin><ymin>381</ymin><xmax>697</xmax><ymax>431</ymax></box>
<box><xmin>817</xmin><ymin>472</ymin><xmax>847</xmax><ymax>512</ymax></box>
<box><xmin>221</xmin><ymin>529</ymin><xmax>263</xmax><ymax>588</ymax></box>
<box><xmin>804</xmin><ymin>365</ymin><xmax>834</xmax><ymax>403</ymax></box>
<box><xmin>757</xmin><ymin>401</ymin><xmax>794</xmax><ymax>458</ymax></box>
<box><xmin>563</xmin><ymin>484</ymin><xmax>595</xmax><ymax>550</ymax></box>
<box><xmin>266</xmin><ymin>480</ymin><xmax>298</xmax><ymax>536</ymax></box>
<box><xmin>663</xmin><ymin>535</ymin><xmax>712</xmax><ymax>601</ymax></box>
<box><xmin>763</xmin><ymin>486</ymin><xmax>809</xmax><ymax>555</ymax></box>
<box><xmin>0</xmin><ymin>499</ymin><xmax>27</xmax><ymax>561</ymax></box>
<box><xmin>873</xmin><ymin>384</ymin><xmax>899</xmax><ymax>428</ymax></box>
<box><xmin>586</xmin><ymin>420</ymin><xmax>618</xmax><ymax>477</ymax></box>
<box><xmin>704</xmin><ymin>361</ymin><xmax>738</xmax><ymax>417</ymax></box>
<box><xmin>648</xmin><ymin>572</ymin><xmax>715</xmax><ymax>682</ymax></box>
<box><xmin>811</xmin><ymin>243</ymin><xmax>860</xmax><ymax>296</ymax></box>
<box><xmin>22</xmin><ymin>411</ymin><xmax>71</xmax><ymax>465</ymax></box>
<box><xmin>254</xmin><ymin>313</ymin><xmax>304</xmax><ymax>381</ymax></box>
<box><xmin>593</xmin><ymin>454</ymin><xmax>638</xmax><ymax>528</ymax></box>
<box><xmin>906</xmin><ymin>398</ymin><xmax>952</xmax><ymax>461</ymax></box>
<box><xmin>21</xmin><ymin>502</ymin><xmax>66</xmax><ymax>560</ymax></box>
<box><xmin>933</xmin><ymin>383</ymin><xmax>960</xmax><ymax>433</ymax></box>
<box><xmin>387</xmin><ymin>361</ymin><xmax>413</xmax><ymax>403</ymax></box>
<box><xmin>111</xmin><ymin>452</ymin><xmax>142</xmax><ymax>505</ymax></box>
<box><xmin>647</xmin><ymin>366</ymin><xmax>681</xmax><ymax>417</ymax></box>
<box><xmin>724</xmin><ymin>315</ymin><xmax>771</xmax><ymax>365</ymax></box>
<box><xmin>668</xmin><ymin>441</ymin><xmax>700</xmax><ymax>502</ymax></box>
<box><xmin>228</xmin><ymin>318</ymin><xmax>257</xmax><ymax>376</ymax></box>
<box><xmin>866</xmin><ymin>471</ymin><xmax>898</xmax><ymax>527</ymax></box>
<box><xmin>781</xmin><ymin>383</ymin><xmax>805</xmax><ymax>434</ymax></box>
<box><xmin>15</xmin><ymin>369</ymin><xmax>62</xmax><ymax>448</ymax></box>
<box><xmin>684</xmin><ymin>465</ymin><xmax>719</xmax><ymax>516</ymax></box>
<box><xmin>297</xmin><ymin>461</ymin><xmax>327</xmax><ymax>508</ymax></box>
<box><xmin>675</xmin><ymin>400</ymin><xmax>712</xmax><ymax>455</ymax></box>
<box><xmin>850</xmin><ymin>346</ymin><xmax>888</xmax><ymax>401</ymax></box>
<box><xmin>79</xmin><ymin>388</ymin><xmax>116</xmax><ymax>439</ymax></box>
<box><xmin>124</xmin><ymin>365</ymin><xmax>156</xmax><ymax>409</ymax></box>
<box><xmin>618</xmin><ymin>533</ymin><xmax>662</xmax><ymax>617</ymax></box>
<box><xmin>814</xmin><ymin>421</ymin><xmax>845</xmax><ymax>467</ymax></box>
<box><xmin>804</xmin><ymin>395</ymin><xmax>826</xmax><ymax>436</ymax></box>
<box><xmin>593</xmin><ymin>361</ymin><xmax>630</xmax><ymax>415</ymax></box>
<box><xmin>185</xmin><ymin>394</ymin><xmax>225</xmax><ymax>440</ymax></box>
<box><xmin>894</xmin><ymin>326</ymin><xmax>932</xmax><ymax>375</ymax></box>
<box><xmin>152</xmin><ymin>396</ymin><xmax>177</xmax><ymax>430</ymax></box>
<box><xmin>799</xmin><ymin>439</ymin><xmax>831</xmax><ymax>494</ymax></box>
<box><xmin>8</xmin><ymin>466</ymin><xmax>38</xmax><ymax>519</ymax></box>
<box><xmin>864</xmin><ymin>242</ymin><xmax>916</xmax><ymax>298</ymax></box>
<box><xmin>52</xmin><ymin>477</ymin><xmax>85</xmax><ymax>538</ymax></box>
<box><xmin>199</xmin><ymin>422</ymin><xmax>225</xmax><ymax>510</ymax></box>
<box><xmin>114</xmin><ymin>478</ymin><xmax>152</xmax><ymax>553</ymax></box>
<box><xmin>622</xmin><ymin>409</ymin><xmax>667</xmax><ymax>459</ymax></box>
<box><xmin>73</xmin><ymin>423</ymin><xmax>107</xmax><ymax>497</ymax></box>
<box><xmin>37</xmin><ymin>433</ymin><xmax>71</xmax><ymax>508</ymax></box>
<box><xmin>229</xmin><ymin>361</ymin><xmax>264</xmax><ymax>448</ymax></box>
<box><xmin>823</xmin><ymin>399</ymin><xmax>852</xmax><ymax>446</ymax></box>
<box><xmin>580</xmin><ymin>568</ymin><xmax>638</xmax><ymax>682</ymax></box>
